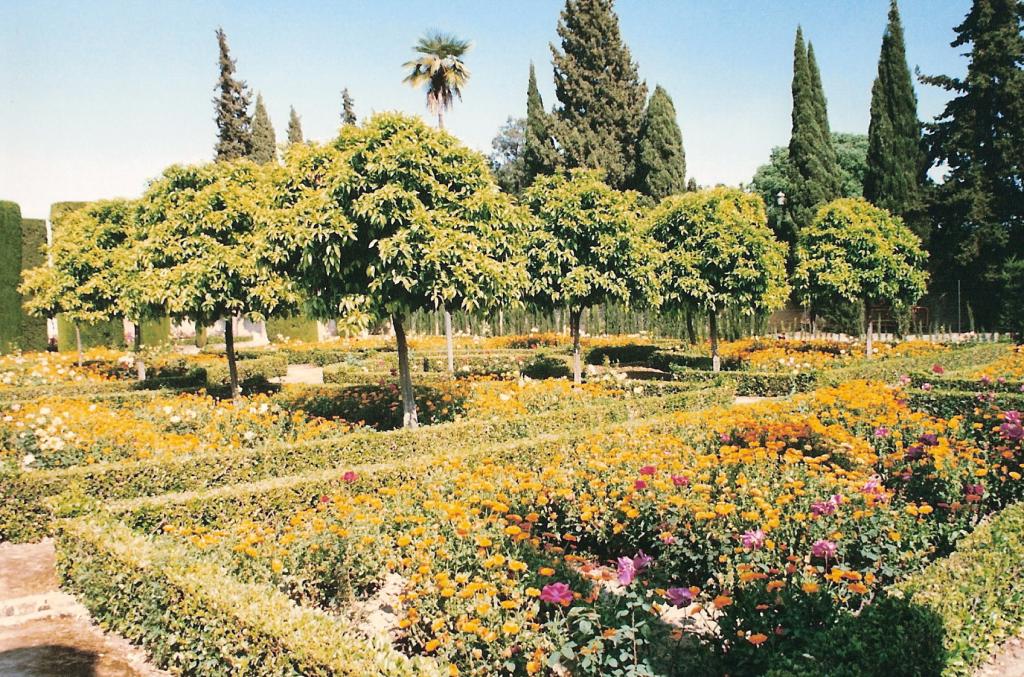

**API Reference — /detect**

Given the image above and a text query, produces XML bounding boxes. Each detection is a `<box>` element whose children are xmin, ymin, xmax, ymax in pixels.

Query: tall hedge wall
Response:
<box><xmin>266</xmin><ymin>314</ymin><xmax>320</xmax><ymax>343</ymax></box>
<box><xmin>0</xmin><ymin>201</ymin><xmax>23</xmax><ymax>353</ymax></box>
<box><xmin>19</xmin><ymin>217</ymin><xmax>49</xmax><ymax>351</ymax></box>
<box><xmin>50</xmin><ymin>201</ymin><xmax>126</xmax><ymax>351</ymax></box>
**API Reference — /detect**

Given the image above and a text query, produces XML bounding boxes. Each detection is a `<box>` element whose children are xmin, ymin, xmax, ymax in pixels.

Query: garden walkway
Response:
<box><xmin>0</xmin><ymin>540</ymin><xmax>165</xmax><ymax>677</ymax></box>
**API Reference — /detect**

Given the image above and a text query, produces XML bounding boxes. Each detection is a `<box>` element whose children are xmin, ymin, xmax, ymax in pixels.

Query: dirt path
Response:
<box><xmin>976</xmin><ymin>635</ymin><xmax>1024</xmax><ymax>677</ymax></box>
<box><xmin>0</xmin><ymin>540</ymin><xmax>167</xmax><ymax>677</ymax></box>
<box><xmin>273</xmin><ymin>363</ymin><xmax>324</xmax><ymax>385</ymax></box>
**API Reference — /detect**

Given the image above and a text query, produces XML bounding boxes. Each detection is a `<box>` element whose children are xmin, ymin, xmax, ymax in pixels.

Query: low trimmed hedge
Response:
<box><xmin>669</xmin><ymin>367</ymin><xmax>818</xmax><ymax>396</ymax></box>
<box><xmin>585</xmin><ymin>343</ymin><xmax>660</xmax><ymax>366</ymax></box>
<box><xmin>57</xmin><ymin>517</ymin><xmax>434</xmax><ymax>676</ymax></box>
<box><xmin>908</xmin><ymin>372</ymin><xmax>1024</xmax><ymax>394</ymax></box>
<box><xmin>2</xmin><ymin>386</ymin><xmax>732</xmax><ymax>542</ymax></box>
<box><xmin>905</xmin><ymin>388</ymin><xmax>1024</xmax><ymax>420</ymax></box>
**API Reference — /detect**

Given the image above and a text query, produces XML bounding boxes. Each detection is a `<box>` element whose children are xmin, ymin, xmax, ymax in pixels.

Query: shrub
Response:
<box><xmin>585</xmin><ymin>343</ymin><xmax>659</xmax><ymax>366</ymax></box>
<box><xmin>19</xmin><ymin>217</ymin><xmax>49</xmax><ymax>351</ymax></box>
<box><xmin>0</xmin><ymin>201</ymin><xmax>22</xmax><ymax>353</ymax></box>
<box><xmin>522</xmin><ymin>352</ymin><xmax>572</xmax><ymax>379</ymax></box>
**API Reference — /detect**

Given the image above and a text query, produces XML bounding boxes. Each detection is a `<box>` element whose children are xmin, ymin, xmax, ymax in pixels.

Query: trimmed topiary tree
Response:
<box><xmin>794</xmin><ymin>197</ymin><xmax>928</xmax><ymax>356</ymax></box>
<box><xmin>649</xmin><ymin>187</ymin><xmax>790</xmax><ymax>371</ymax></box>
<box><xmin>19</xmin><ymin>218</ymin><xmax>49</xmax><ymax>351</ymax></box>
<box><xmin>0</xmin><ymin>201</ymin><xmax>23</xmax><ymax>353</ymax></box>
<box><xmin>524</xmin><ymin>169</ymin><xmax>660</xmax><ymax>383</ymax></box>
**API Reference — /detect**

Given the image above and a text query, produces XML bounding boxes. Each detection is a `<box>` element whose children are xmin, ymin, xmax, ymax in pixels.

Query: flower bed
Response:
<box><xmin>62</xmin><ymin>376</ymin><xmax>1023</xmax><ymax>676</ymax></box>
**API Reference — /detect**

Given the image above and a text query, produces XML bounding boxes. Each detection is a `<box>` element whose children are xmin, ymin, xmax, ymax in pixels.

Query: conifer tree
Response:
<box><xmin>341</xmin><ymin>88</ymin><xmax>357</xmax><ymax>126</ymax></box>
<box><xmin>806</xmin><ymin>43</ymin><xmax>840</xmax><ymax>195</ymax></box>
<box><xmin>865</xmin><ymin>0</ymin><xmax>925</xmax><ymax>233</ymax></box>
<box><xmin>249</xmin><ymin>93</ymin><xmax>277</xmax><ymax>164</ymax></box>
<box><xmin>550</xmin><ymin>0</ymin><xmax>648</xmax><ymax>190</ymax></box>
<box><xmin>523</xmin><ymin>63</ymin><xmax>559</xmax><ymax>185</ymax></box>
<box><xmin>213</xmin><ymin>28</ymin><xmax>252</xmax><ymax>161</ymax></box>
<box><xmin>287</xmin><ymin>106</ymin><xmax>303</xmax><ymax>144</ymax></box>
<box><xmin>634</xmin><ymin>85</ymin><xmax>686</xmax><ymax>200</ymax></box>
<box><xmin>787</xmin><ymin>28</ymin><xmax>840</xmax><ymax>236</ymax></box>
<box><xmin>921</xmin><ymin>0</ymin><xmax>1024</xmax><ymax>328</ymax></box>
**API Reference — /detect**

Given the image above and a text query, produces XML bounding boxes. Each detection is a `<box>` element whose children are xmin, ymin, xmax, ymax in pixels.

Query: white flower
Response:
<box><xmin>22</xmin><ymin>454</ymin><xmax>35</xmax><ymax>468</ymax></box>
<box><xmin>243</xmin><ymin>431</ymin><xmax>256</xmax><ymax>442</ymax></box>
<box><xmin>162</xmin><ymin>406</ymin><xmax>173</xmax><ymax>415</ymax></box>
<box><xmin>170</xmin><ymin>415</ymin><xmax>182</xmax><ymax>424</ymax></box>
<box><xmin>39</xmin><ymin>407</ymin><xmax>51</xmax><ymax>416</ymax></box>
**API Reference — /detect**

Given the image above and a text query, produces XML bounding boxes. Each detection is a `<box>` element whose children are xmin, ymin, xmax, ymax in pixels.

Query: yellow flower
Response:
<box><xmin>502</xmin><ymin>622</ymin><xmax>520</xmax><ymax>635</ymax></box>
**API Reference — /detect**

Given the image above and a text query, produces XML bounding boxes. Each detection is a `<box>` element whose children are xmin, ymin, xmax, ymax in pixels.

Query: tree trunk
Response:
<box><xmin>685</xmin><ymin>307</ymin><xmax>697</xmax><ymax>345</ymax></box>
<box><xmin>709</xmin><ymin>310</ymin><xmax>721</xmax><ymax>372</ymax></box>
<box><xmin>133</xmin><ymin>322</ymin><xmax>146</xmax><ymax>381</ymax></box>
<box><xmin>570</xmin><ymin>307</ymin><xmax>583</xmax><ymax>385</ymax></box>
<box><xmin>437</xmin><ymin>108</ymin><xmax>445</xmax><ymax>131</ymax></box>
<box><xmin>498</xmin><ymin>308</ymin><xmax>504</xmax><ymax>336</ymax></box>
<box><xmin>75</xmin><ymin>324</ymin><xmax>83</xmax><ymax>367</ymax></box>
<box><xmin>393</xmin><ymin>313</ymin><xmax>419</xmax><ymax>429</ymax></box>
<box><xmin>864</xmin><ymin>303</ymin><xmax>874</xmax><ymax>359</ymax></box>
<box><xmin>444</xmin><ymin>309</ymin><xmax>455</xmax><ymax>374</ymax></box>
<box><xmin>225</xmin><ymin>318</ymin><xmax>240</xmax><ymax>399</ymax></box>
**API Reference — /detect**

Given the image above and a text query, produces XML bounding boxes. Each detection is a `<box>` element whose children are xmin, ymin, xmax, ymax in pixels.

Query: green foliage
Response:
<box><xmin>56</xmin><ymin>317</ymin><xmax>124</xmax><ymax>352</ymax></box>
<box><xmin>794</xmin><ymin>197</ymin><xmax>928</xmax><ymax>314</ymax></box>
<box><xmin>249</xmin><ymin>93</ymin><xmax>277</xmax><ymax>164</ymax></box>
<box><xmin>1001</xmin><ymin>258</ymin><xmax>1024</xmax><ymax>340</ymax></box>
<box><xmin>522</xmin><ymin>352</ymin><xmax>572</xmax><ymax>379</ymax></box>
<box><xmin>19</xmin><ymin>218</ymin><xmax>49</xmax><ymax>350</ymax></box>
<box><xmin>788</xmin><ymin>29</ymin><xmax>841</xmax><ymax>232</ymax></box>
<box><xmin>266</xmin><ymin>314</ymin><xmax>319</xmax><ymax>343</ymax></box>
<box><xmin>213</xmin><ymin>28</ymin><xmax>252</xmax><ymax>161</ymax></box>
<box><xmin>286</xmin><ymin>106</ymin><xmax>303</xmax><ymax>144</ymax></box>
<box><xmin>650</xmin><ymin>187</ymin><xmax>790</xmax><ymax>318</ymax></box>
<box><xmin>523</xmin><ymin>63</ymin><xmax>559</xmax><ymax>185</ymax></box>
<box><xmin>524</xmin><ymin>169</ymin><xmax>659</xmax><ymax>313</ymax></box>
<box><xmin>864</xmin><ymin>0</ymin><xmax>926</xmax><ymax>235</ymax></box>
<box><xmin>340</xmin><ymin>87</ymin><xmax>357</xmax><ymax>126</ymax></box>
<box><xmin>140</xmin><ymin>316</ymin><xmax>171</xmax><ymax>347</ymax></box>
<box><xmin>276</xmin><ymin>113</ymin><xmax>526</xmax><ymax>322</ymax></box>
<box><xmin>0</xmin><ymin>201</ymin><xmax>22</xmax><ymax>352</ymax></box>
<box><xmin>634</xmin><ymin>85</ymin><xmax>686</xmax><ymax>200</ymax></box>
<box><xmin>550</xmin><ymin>0</ymin><xmax>647</xmax><ymax>189</ymax></box>
<box><xmin>488</xmin><ymin>116</ymin><xmax>529</xmax><ymax>195</ymax></box>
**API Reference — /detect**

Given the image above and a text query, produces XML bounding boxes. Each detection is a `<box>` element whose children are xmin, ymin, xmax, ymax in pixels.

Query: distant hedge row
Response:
<box><xmin>0</xmin><ymin>201</ymin><xmax>22</xmax><ymax>352</ymax></box>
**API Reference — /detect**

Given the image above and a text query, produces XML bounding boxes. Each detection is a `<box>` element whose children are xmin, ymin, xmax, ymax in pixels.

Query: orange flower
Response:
<box><xmin>713</xmin><ymin>595</ymin><xmax>733</xmax><ymax>608</ymax></box>
<box><xmin>748</xmin><ymin>633</ymin><xmax>769</xmax><ymax>646</ymax></box>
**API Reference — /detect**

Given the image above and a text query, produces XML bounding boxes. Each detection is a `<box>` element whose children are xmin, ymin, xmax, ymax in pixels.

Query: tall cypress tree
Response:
<box><xmin>249</xmin><ymin>93</ymin><xmax>276</xmax><ymax>164</ymax></box>
<box><xmin>341</xmin><ymin>88</ymin><xmax>357</xmax><ymax>126</ymax></box>
<box><xmin>921</xmin><ymin>0</ymin><xmax>1024</xmax><ymax>328</ymax></box>
<box><xmin>287</xmin><ymin>106</ymin><xmax>304</xmax><ymax>144</ymax></box>
<box><xmin>787</xmin><ymin>28</ymin><xmax>839</xmax><ymax>235</ymax></box>
<box><xmin>213</xmin><ymin>28</ymin><xmax>252</xmax><ymax>161</ymax></box>
<box><xmin>634</xmin><ymin>85</ymin><xmax>686</xmax><ymax>200</ymax></box>
<box><xmin>864</xmin><ymin>0</ymin><xmax>925</xmax><ymax>234</ymax></box>
<box><xmin>550</xmin><ymin>0</ymin><xmax>648</xmax><ymax>189</ymax></box>
<box><xmin>523</xmin><ymin>63</ymin><xmax>559</xmax><ymax>185</ymax></box>
<box><xmin>806</xmin><ymin>43</ymin><xmax>840</xmax><ymax>196</ymax></box>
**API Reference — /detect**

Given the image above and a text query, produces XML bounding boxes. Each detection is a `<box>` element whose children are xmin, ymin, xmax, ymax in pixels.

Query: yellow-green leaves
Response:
<box><xmin>793</xmin><ymin>197</ymin><xmax>928</xmax><ymax>311</ymax></box>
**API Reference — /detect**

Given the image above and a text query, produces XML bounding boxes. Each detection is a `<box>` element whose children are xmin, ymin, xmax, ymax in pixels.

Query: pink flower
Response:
<box><xmin>811</xmin><ymin>539</ymin><xmax>838</xmax><ymax>560</ymax></box>
<box><xmin>665</xmin><ymin>587</ymin><xmax>694</xmax><ymax>607</ymax></box>
<box><xmin>720</xmin><ymin>433</ymin><xmax>733</xmax><ymax>443</ymax></box>
<box><xmin>921</xmin><ymin>383</ymin><xmax>934</xmax><ymax>391</ymax></box>
<box><xmin>811</xmin><ymin>494</ymin><xmax>843</xmax><ymax>517</ymax></box>
<box><xmin>634</xmin><ymin>479</ymin><xmax>648</xmax><ymax>490</ymax></box>
<box><xmin>671</xmin><ymin>475</ymin><xmax>690</xmax><ymax>487</ymax></box>
<box><xmin>874</xmin><ymin>426</ymin><xmax>890</xmax><ymax>438</ymax></box>
<box><xmin>319</xmin><ymin>495</ymin><xmax>331</xmax><ymax>504</ymax></box>
<box><xmin>616</xmin><ymin>551</ymin><xmax>653</xmax><ymax>586</ymax></box>
<box><xmin>932</xmin><ymin>364</ymin><xmax>945</xmax><ymax>374</ymax></box>
<box><xmin>342</xmin><ymin>471</ymin><xmax>358</xmax><ymax>483</ymax></box>
<box><xmin>1000</xmin><ymin>411</ymin><xmax>1023</xmax><ymax>441</ymax></box>
<box><xmin>639</xmin><ymin>465</ymin><xmax>657</xmax><ymax>476</ymax></box>
<box><xmin>741</xmin><ymin>529</ymin><xmax>766</xmax><ymax>550</ymax></box>
<box><xmin>540</xmin><ymin>582</ymin><xmax>574</xmax><ymax>606</ymax></box>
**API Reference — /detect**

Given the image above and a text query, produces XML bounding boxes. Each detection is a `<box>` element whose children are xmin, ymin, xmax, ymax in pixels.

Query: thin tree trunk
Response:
<box><xmin>864</xmin><ymin>303</ymin><xmax>873</xmax><ymax>359</ymax></box>
<box><xmin>498</xmin><ymin>308</ymin><xmax>504</xmax><ymax>336</ymax></box>
<box><xmin>225</xmin><ymin>318</ymin><xmax>240</xmax><ymax>399</ymax></box>
<box><xmin>444</xmin><ymin>309</ymin><xmax>455</xmax><ymax>374</ymax></box>
<box><xmin>709</xmin><ymin>310</ymin><xmax>721</xmax><ymax>372</ymax></box>
<box><xmin>570</xmin><ymin>307</ymin><xmax>583</xmax><ymax>385</ymax></box>
<box><xmin>393</xmin><ymin>313</ymin><xmax>419</xmax><ymax>429</ymax></box>
<box><xmin>438</xmin><ymin>108</ymin><xmax>445</xmax><ymax>130</ymax></box>
<box><xmin>133</xmin><ymin>322</ymin><xmax>146</xmax><ymax>381</ymax></box>
<box><xmin>685</xmin><ymin>307</ymin><xmax>697</xmax><ymax>345</ymax></box>
<box><xmin>75</xmin><ymin>324</ymin><xmax>83</xmax><ymax>367</ymax></box>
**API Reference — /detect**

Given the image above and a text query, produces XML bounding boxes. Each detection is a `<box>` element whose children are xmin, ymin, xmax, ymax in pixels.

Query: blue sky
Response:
<box><xmin>1</xmin><ymin>0</ymin><xmax>971</xmax><ymax>219</ymax></box>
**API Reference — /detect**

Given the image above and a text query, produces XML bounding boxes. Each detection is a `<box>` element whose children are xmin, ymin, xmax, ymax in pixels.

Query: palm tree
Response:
<box><xmin>403</xmin><ymin>31</ymin><xmax>472</xmax><ymax>372</ymax></box>
<box><xmin>402</xmin><ymin>31</ymin><xmax>471</xmax><ymax>131</ymax></box>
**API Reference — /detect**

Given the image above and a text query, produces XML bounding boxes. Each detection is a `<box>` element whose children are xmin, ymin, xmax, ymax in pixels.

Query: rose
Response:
<box><xmin>539</xmin><ymin>582</ymin><xmax>573</xmax><ymax>606</ymax></box>
<box><xmin>741</xmin><ymin>529</ymin><xmax>766</xmax><ymax>550</ymax></box>
<box><xmin>811</xmin><ymin>539</ymin><xmax>838</xmax><ymax>560</ymax></box>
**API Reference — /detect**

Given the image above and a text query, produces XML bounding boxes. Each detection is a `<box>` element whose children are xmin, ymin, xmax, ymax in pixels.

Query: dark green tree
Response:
<box><xmin>523</xmin><ymin>63</ymin><xmax>559</xmax><ymax>184</ymax></box>
<box><xmin>287</xmin><ymin>106</ymin><xmax>303</xmax><ymax>144</ymax></box>
<box><xmin>213</xmin><ymin>28</ymin><xmax>252</xmax><ymax>161</ymax></box>
<box><xmin>634</xmin><ymin>85</ymin><xmax>686</xmax><ymax>200</ymax></box>
<box><xmin>341</xmin><ymin>88</ymin><xmax>357</xmax><ymax>126</ymax></box>
<box><xmin>864</xmin><ymin>0</ymin><xmax>926</xmax><ymax>236</ymax></box>
<box><xmin>921</xmin><ymin>0</ymin><xmax>1024</xmax><ymax>329</ymax></box>
<box><xmin>550</xmin><ymin>0</ymin><xmax>648</xmax><ymax>189</ymax></box>
<box><xmin>249</xmin><ymin>93</ymin><xmax>276</xmax><ymax>164</ymax></box>
<box><xmin>786</xmin><ymin>28</ymin><xmax>841</xmax><ymax>238</ymax></box>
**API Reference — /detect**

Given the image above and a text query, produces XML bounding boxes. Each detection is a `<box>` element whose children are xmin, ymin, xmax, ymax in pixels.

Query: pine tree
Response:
<box><xmin>550</xmin><ymin>0</ymin><xmax>648</xmax><ymax>190</ymax></box>
<box><xmin>864</xmin><ymin>0</ymin><xmax>925</xmax><ymax>234</ymax></box>
<box><xmin>249</xmin><ymin>93</ymin><xmax>276</xmax><ymax>164</ymax></box>
<box><xmin>634</xmin><ymin>85</ymin><xmax>686</xmax><ymax>200</ymax></box>
<box><xmin>213</xmin><ymin>28</ymin><xmax>252</xmax><ymax>161</ymax></box>
<box><xmin>287</xmin><ymin>106</ymin><xmax>304</xmax><ymax>144</ymax></box>
<box><xmin>787</xmin><ymin>28</ymin><xmax>840</xmax><ymax>237</ymax></box>
<box><xmin>341</xmin><ymin>88</ymin><xmax>357</xmax><ymax>126</ymax></box>
<box><xmin>921</xmin><ymin>0</ymin><xmax>1024</xmax><ymax>328</ymax></box>
<box><xmin>523</xmin><ymin>63</ymin><xmax>559</xmax><ymax>185</ymax></box>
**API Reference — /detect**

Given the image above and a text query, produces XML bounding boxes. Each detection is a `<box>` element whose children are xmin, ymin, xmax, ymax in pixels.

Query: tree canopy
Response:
<box><xmin>635</xmin><ymin>85</ymin><xmax>687</xmax><ymax>201</ymax></box>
